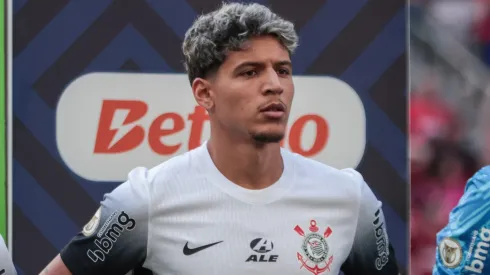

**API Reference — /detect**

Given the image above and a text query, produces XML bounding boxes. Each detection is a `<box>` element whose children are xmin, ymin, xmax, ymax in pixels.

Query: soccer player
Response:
<box><xmin>433</xmin><ymin>166</ymin><xmax>490</xmax><ymax>274</ymax></box>
<box><xmin>41</xmin><ymin>3</ymin><xmax>399</xmax><ymax>274</ymax></box>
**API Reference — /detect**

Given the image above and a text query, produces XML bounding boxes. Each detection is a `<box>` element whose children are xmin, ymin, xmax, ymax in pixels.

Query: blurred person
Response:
<box><xmin>411</xmin><ymin>2</ymin><xmax>490</xmax><ymax>274</ymax></box>
<box><xmin>433</xmin><ymin>166</ymin><xmax>490</xmax><ymax>274</ymax></box>
<box><xmin>411</xmin><ymin>114</ymin><xmax>482</xmax><ymax>274</ymax></box>
<box><xmin>40</xmin><ymin>2</ymin><xmax>398</xmax><ymax>275</ymax></box>
<box><xmin>410</xmin><ymin>81</ymin><xmax>459</xmax><ymax>144</ymax></box>
<box><xmin>410</xmin><ymin>79</ymin><xmax>460</xmax><ymax>199</ymax></box>
<box><xmin>428</xmin><ymin>0</ymin><xmax>484</xmax><ymax>51</ymax></box>
<box><xmin>411</xmin><ymin>140</ymin><xmax>476</xmax><ymax>275</ymax></box>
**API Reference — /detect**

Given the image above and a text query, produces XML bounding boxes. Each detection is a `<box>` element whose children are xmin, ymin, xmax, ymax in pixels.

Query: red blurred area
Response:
<box><xmin>410</xmin><ymin>0</ymin><xmax>490</xmax><ymax>273</ymax></box>
<box><xmin>410</xmin><ymin>87</ymin><xmax>479</xmax><ymax>275</ymax></box>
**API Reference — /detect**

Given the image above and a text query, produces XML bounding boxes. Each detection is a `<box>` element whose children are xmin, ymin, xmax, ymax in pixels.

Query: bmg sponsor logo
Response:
<box><xmin>373</xmin><ymin>208</ymin><xmax>389</xmax><ymax>270</ymax></box>
<box><xmin>465</xmin><ymin>227</ymin><xmax>490</xmax><ymax>274</ymax></box>
<box><xmin>87</xmin><ymin>211</ymin><xmax>136</xmax><ymax>262</ymax></box>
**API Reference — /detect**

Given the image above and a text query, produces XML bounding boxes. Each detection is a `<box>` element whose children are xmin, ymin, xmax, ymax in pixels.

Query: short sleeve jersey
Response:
<box><xmin>60</xmin><ymin>143</ymin><xmax>398</xmax><ymax>275</ymax></box>
<box><xmin>433</xmin><ymin>166</ymin><xmax>490</xmax><ymax>275</ymax></box>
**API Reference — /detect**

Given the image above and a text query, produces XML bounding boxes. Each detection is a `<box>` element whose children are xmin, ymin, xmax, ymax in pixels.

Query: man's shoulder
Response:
<box><xmin>440</xmin><ymin>166</ymin><xmax>490</xmax><ymax>236</ymax></box>
<box><xmin>464</xmin><ymin>165</ymin><xmax>490</xmax><ymax>193</ymax></box>
<box><xmin>147</xmin><ymin>150</ymin><xmax>195</xmax><ymax>181</ymax></box>
<box><xmin>283</xmin><ymin>149</ymin><xmax>364</xmax><ymax>190</ymax></box>
<box><xmin>121</xmin><ymin>148</ymin><xmax>198</xmax><ymax>192</ymax></box>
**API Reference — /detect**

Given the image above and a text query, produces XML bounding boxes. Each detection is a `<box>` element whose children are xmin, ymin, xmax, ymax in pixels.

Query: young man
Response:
<box><xmin>433</xmin><ymin>166</ymin><xmax>490</xmax><ymax>274</ymax></box>
<box><xmin>41</xmin><ymin>3</ymin><xmax>399</xmax><ymax>274</ymax></box>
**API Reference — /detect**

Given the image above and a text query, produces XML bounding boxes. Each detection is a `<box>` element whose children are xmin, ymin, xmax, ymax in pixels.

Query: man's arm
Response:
<box><xmin>40</xmin><ymin>167</ymin><xmax>151</xmax><ymax>275</ymax></box>
<box><xmin>340</xmin><ymin>169</ymin><xmax>399</xmax><ymax>274</ymax></box>
<box><xmin>433</xmin><ymin>166</ymin><xmax>490</xmax><ymax>275</ymax></box>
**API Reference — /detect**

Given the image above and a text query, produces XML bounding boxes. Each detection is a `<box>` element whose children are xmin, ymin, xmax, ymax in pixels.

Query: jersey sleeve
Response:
<box><xmin>433</xmin><ymin>166</ymin><xmax>490</xmax><ymax>275</ymax></box>
<box><xmin>60</xmin><ymin>167</ymin><xmax>151</xmax><ymax>275</ymax></box>
<box><xmin>339</xmin><ymin>168</ymin><xmax>399</xmax><ymax>275</ymax></box>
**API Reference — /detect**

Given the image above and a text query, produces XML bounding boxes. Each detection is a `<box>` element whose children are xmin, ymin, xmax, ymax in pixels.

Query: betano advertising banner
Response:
<box><xmin>12</xmin><ymin>1</ymin><xmax>407</xmax><ymax>274</ymax></box>
<box><xmin>57</xmin><ymin>73</ymin><xmax>366</xmax><ymax>182</ymax></box>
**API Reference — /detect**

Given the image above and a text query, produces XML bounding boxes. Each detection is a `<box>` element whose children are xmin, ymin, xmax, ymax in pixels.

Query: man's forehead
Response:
<box><xmin>238</xmin><ymin>36</ymin><xmax>288</xmax><ymax>52</ymax></box>
<box><xmin>228</xmin><ymin>43</ymin><xmax>291</xmax><ymax>65</ymax></box>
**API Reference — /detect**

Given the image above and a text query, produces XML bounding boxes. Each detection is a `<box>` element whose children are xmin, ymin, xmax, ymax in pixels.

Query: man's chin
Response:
<box><xmin>250</xmin><ymin>132</ymin><xmax>284</xmax><ymax>144</ymax></box>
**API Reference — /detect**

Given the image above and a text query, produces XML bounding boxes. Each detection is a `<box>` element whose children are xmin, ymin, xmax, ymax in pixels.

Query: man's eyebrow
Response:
<box><xmin>232</xmin><ymin>60</ymin><xmax>292</xmax><ymax>73</ymax></box>
<box><xmin>275</xmin><ymin>60</ymin><xmax>292</xmax><ymax>68</ymax></box>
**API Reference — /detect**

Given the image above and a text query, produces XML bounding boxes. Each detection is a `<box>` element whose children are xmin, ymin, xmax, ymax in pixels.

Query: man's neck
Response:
<box><xmin>207</xmin><ymin>133</ymin><xmax>284</xmax><ymax>190</ymax></box>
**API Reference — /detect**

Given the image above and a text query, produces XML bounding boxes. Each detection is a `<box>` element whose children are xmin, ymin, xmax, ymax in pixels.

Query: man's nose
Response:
<box><xmin>262</xmin><ymin>69</ymin><xmax>283</xmax><ymax>95</ymax></box>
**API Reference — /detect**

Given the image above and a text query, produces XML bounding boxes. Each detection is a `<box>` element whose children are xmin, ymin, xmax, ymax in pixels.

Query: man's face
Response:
<box><xmin>208</xmin><ymin>35</ymin><xmax>294</xmax><ymax>143</ymax></box>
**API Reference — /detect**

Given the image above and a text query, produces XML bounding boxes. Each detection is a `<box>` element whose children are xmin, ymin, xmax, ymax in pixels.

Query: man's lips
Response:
<box><xmin>260</xmin><ymin>102</ymin><xmax>286</xmax><ymax>112</ymax></box>
<box><xmin>260</xmin><ymin>102</ymin><xmax>286</xmax><ymax>119</ymax></box>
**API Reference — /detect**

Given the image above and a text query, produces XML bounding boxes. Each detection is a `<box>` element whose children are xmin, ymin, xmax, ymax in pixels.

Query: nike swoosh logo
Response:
<box><xmin>183</xmin><ymin>241</ymin><xmax>223</xmax><ymax>256</ymax></box>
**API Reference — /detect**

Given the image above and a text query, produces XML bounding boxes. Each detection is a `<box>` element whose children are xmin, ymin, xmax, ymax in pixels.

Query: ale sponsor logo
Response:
<box><xmin>246</xmin><ymin>238</ymin><xmax>278</xmax><ymax>263</ymax></box>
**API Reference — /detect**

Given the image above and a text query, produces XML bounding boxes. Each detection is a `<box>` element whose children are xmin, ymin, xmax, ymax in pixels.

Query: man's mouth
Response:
<box><xmin>260</xmin><ymin>103</ymin><xmax>286</xmax><ymax>119</ymax></box>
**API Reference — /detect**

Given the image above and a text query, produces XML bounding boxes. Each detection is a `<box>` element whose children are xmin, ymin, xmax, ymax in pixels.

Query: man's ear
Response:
<box><xmin>191</xmin><ymin>77</ymin><xmax>214</xmax><ymax>112</ymax></box>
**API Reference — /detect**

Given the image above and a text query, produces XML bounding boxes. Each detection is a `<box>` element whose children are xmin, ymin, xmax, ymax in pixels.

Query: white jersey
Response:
<box><xmin>60</xmin><ymin>143</ymin><xmax>398</xmax><ymax>275</ymax></box>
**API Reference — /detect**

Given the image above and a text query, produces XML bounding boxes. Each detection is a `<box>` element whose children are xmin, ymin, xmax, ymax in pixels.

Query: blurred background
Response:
<box><xmin>410</xmin><ymin>0</ymin><xmax>490</xmax><ymax>273</ymax></box>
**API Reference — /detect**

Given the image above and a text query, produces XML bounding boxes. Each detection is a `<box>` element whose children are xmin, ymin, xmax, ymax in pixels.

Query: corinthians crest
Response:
<box><xmin>294</xmin><ymin>220</ymin><xmax>334</xmax><ymax>275</ymax></box>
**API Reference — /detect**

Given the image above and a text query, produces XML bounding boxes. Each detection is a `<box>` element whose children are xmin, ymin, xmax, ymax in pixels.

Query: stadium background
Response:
<box><xmin>12</xmin><ymin>0</ymin><xmax>407</xmax><ymax>274</ymax></box>
<box><xmin>410</xmin><ymin>0</ymin><xmax>490</xmax><ymax>274</ymax></box>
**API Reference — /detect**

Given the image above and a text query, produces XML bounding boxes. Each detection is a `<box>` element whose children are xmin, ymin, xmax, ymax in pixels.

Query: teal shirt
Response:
<box><xmin>433</xmin><ymin>166</ymin><xmax>490</xmax><ymax>274</ymax></box>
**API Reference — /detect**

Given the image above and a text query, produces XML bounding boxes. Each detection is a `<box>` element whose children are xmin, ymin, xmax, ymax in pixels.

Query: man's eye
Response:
<box><xmin>241</xmin><ymin>70</ymin><xmax>257</xmax><ymax>77</ymax></box>
<box><xmin>278</xmin><ymin>68</ymin><xmax>291</xmax><ymax>75</ymax></box>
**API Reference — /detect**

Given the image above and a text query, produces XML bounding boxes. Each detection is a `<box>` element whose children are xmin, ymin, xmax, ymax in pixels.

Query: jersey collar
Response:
<box><xmin>195</xmin><ymin>141</ymin><xmax>295</xmax><ymax>205</ymax></box>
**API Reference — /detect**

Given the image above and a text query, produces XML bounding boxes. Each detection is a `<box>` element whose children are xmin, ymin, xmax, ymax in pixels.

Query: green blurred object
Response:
<box><xmin>0</xmin><ymin>0</ymin><xmax>6</xmax><ymax>245</ymax></box>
